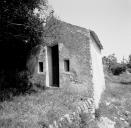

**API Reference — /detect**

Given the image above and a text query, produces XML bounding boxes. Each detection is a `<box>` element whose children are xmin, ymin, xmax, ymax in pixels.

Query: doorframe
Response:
<box><xmin>45</xmin><ymin>46</ymin><xmax>50</xmax><ymax>87</ymax></box>
<box><xmin>45</xmin><ymin>44</ymin><xmax>59</xmax><ymax>87</ymax></box>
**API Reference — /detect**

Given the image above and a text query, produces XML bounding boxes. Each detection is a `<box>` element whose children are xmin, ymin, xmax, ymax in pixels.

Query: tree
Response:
<box><xmin>102</xmin><ymin>54</ymin><xmax>117</xmax><ymax>73</ymax></box>
<box><xmin>127</xmin><ymin>54</ymin><xmax>131</xmax><ymax>69</ymax></box>
<box><xmin>0</xmin><ymin>0</ymin><xmax>52</xmax><ymax>46</ymax></box>
<box><xmin>0</xmin><ymin>0</ymin><xmax>58</xmax><ymax>97</ymax></box>
<box><xmin>103</xmin><ymin>54</ymin><xmax>127</xmax><ymax>75</ymax></box>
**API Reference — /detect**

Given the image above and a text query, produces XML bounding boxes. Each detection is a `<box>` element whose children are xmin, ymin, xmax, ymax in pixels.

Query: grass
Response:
<box><xmin>99</xmin><ymin>72</ymin><xmax>131</xmax><ymax>128</ymax></box>
<box><xmin>0</xmin><ymin>87</ymin><xmax>89</xmax><ymax>128</ymax></box>
<box><xmin>1</xmin><ymin>72</ymin><xmax>131</xmax><ymax>128</ymax></box>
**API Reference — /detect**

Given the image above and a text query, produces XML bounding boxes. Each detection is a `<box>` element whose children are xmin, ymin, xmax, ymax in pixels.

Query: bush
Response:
<box><xmin>110</xmin><ymin>64</ymin><xmax>126</xmax><ymax>75</ymax></box>
<box><xmin>0</xmin><ymin>70</ymin><xmax>32</xmax><ymax>102</ymax></box>
<box><xmin>16</xmin><ymin>70</ymin><xmax>32</xmax><ymax>93</ymax></box>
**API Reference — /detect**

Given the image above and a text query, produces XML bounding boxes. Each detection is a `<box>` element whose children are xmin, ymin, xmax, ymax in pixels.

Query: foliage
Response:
<box><xmin>102</xmin><ymin>54</ymin><xmax>127</xmax><ymax>75</ymax></box>
<box><xmin>0</xmin><ymin>0</ymin><xmax>48</xmax><ymax>46</ymax></box>
<box><xmin>0</xmin><ymin>0</ymin><xmax>59</xmax><ymax>98</ymax></box>
<box><xmin>103</xmin><ymin>54</ymin><xmax>118</xmax><ymax>73</ymax></box>
<box><xmin>110</xmin><ymin>63</ymin><xmax>126</xmax><ymax>75</ymax></box>
<box><xmin>15</xmin><ymin>70</ymin><xmax>32</xmax><ymax>92</ymax></box>
<box><xmin>126</xmin><ymin>54</ymin><xmax>131</xmax><ymax>69</ymax></box>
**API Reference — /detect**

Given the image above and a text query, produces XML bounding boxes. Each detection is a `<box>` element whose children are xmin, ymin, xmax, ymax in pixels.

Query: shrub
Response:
<box><xmin>110</xmin><ymin>64</ymin><xmax>126</xmax><ymax>75</ymax></box>
<box><xmin>0</xmin><ymin>70</ymin><xmax>32</xmax><ymax>102</ymax></box>
<box><xmin>16</xmin><ymin>70</ymin><xmax>32</xmax><ymax>93</ymax></box>
<box><xmin>126</xmin><ymin>68</ymin><xmax>131</xmax><ymax>73</ymax></box>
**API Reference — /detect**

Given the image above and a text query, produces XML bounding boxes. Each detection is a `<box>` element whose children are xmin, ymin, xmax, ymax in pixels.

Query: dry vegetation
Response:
<box><xmin>99</xmin><ymin>73</ymin><xmax>131</xmax><ymax>128</ymax></box>
<box><xmin>1</xmin><ymin>70</ymin><xmax>131</xmax><ymax>128</ymax></box>
<box><xmin>0</xmin><ymin>87</ymin><xmax>89</xmax><ymax>128</ymax></box>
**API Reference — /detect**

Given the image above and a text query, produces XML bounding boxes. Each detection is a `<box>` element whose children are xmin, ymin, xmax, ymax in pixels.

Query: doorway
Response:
<box><xmin>47</xmin><ymin>44</ymin><xmax>59</xmax><ymax>87</ymax></box>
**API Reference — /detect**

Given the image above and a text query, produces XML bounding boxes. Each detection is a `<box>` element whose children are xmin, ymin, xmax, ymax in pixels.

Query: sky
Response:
<box><xmin>48</xmin><ymin>0</ymin><xmax>131</xmax><ymax>62</ymax></box>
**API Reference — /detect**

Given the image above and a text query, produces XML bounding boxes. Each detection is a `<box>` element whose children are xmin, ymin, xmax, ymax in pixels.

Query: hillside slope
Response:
<box><xmin>99</xmin><ymin>73</ymin><xmax>131</xmax><ymax>128</ymax></box>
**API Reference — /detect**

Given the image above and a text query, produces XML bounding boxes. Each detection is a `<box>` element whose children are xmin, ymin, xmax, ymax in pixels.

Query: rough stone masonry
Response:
<box><xmin>27</xmin><ymin>20</ymin><xmax>105</xmax><ymax>109</ymax></box>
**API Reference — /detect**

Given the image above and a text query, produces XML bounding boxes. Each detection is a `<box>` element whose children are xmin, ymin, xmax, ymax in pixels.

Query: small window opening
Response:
<box><xmin>39</xmin><ymin>62</ymin><xmax>43</xmax><ymax>73</ymax></box>
<box><xmin>64</xmin><ymin>59</ymin><xmax>70</xmax><ymax>72</ymax></box>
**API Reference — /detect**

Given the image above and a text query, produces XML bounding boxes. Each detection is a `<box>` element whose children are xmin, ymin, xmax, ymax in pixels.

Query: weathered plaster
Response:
<box><xmin>90</xmin><ymin>33</ymin><xmax>105</xmax><ymax>108</ymax></box>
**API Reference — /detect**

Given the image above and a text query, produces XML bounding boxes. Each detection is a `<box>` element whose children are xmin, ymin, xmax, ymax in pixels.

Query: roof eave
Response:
<box><xmin>90</xmin><ymin>30</ymin><xmax>103</xmax><ymax>49</ymax></box>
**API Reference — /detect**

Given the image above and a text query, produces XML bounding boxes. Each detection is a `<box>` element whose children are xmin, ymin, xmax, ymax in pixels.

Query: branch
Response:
<box><xmin>3</xmin><ymin>32</ymin><xmax>28</xmax><ymax>39</ymax></box>
<box><xmin>7</xmin><ymin>22</ymin><xmax>25</xmax><ymax>26</ymax></box>
<box><xmin>7</xmin><ymin>22</ymin><xmax>30</xmax><ymax>28</ymax></box>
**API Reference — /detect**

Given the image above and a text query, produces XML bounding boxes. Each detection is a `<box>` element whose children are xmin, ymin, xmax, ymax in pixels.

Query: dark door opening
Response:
<box><xmin>51</xmin><ymin>45</ymin><xmax>59</xmax><ymax>87</ymax></box>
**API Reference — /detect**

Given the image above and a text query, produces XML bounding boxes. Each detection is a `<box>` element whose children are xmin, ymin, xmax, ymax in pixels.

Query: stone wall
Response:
<box><xmin>58</xmin><ymin>22</ymin><xmax>93</xmax><ymax>97</ymax></box>
<box><xmin>27</xmin><ymin>46</ymin><xmax>46</xmax><ymax>86</ymax></box>
<box><xmin>27</xmin><ymin>21</ymin><xmax>94</xmax><ymax>97</ymax></box>
<box><xmin>44</xmin><ymin>98</ymin><xmax>95</xmax><ymax>128</ymax></box>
